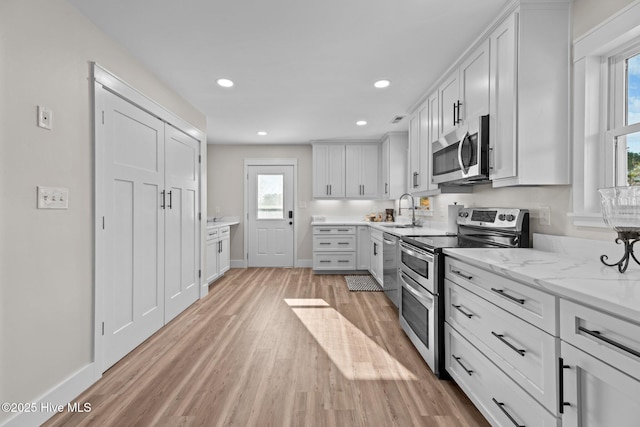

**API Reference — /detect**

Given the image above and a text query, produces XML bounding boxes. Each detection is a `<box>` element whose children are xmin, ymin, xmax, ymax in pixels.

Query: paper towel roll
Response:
<box><xmin>447</xmin><ymin>204</ymin><xmax>463</xmax><ymax>234</ymax></box>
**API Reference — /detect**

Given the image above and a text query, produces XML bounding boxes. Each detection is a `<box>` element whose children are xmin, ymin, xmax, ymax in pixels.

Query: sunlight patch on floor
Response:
<box><xmin>286</xmin><ymin>298</ymin><xmax>417</xmax><ymax>381</ymax></box>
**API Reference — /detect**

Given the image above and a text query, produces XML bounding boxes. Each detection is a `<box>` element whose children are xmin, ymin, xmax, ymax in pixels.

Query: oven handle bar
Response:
<box><xmin>400</xmin><ymin>272</ymin><xmax>434</xmax><ymax>306</ymax></box>
<box><xmin>400</xmin><ymin>242</ymin><xmax>434</xmax><ymax>262</ymax></box>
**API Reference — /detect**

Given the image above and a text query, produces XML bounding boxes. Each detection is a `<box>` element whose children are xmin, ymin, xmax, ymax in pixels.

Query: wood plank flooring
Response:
<box><xmin>45</xmin><ymin>268</ymin><xmax>489</xmax><ymax>427</ymax></box>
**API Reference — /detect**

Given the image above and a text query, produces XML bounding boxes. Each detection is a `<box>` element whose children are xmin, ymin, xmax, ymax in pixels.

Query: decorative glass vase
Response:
<box><xmin>598</xmin><ymin>186</ymin><xmax>640</xmax><ymax>273</ymax></box>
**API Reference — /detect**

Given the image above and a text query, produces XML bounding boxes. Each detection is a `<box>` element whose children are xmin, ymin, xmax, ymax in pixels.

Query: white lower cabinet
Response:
<box><xmin>356</xmin><ymin>225</ymin><xmax>371</xmax><ymax>270</ymax></box>
<box><xmin>445</xmin><ymin>324</ymin><xmax>560</xmax><ymax>427</ymax></box>
<box><xmin>369</xmin><ymin>229</ymin><xmax>383</xmax><ymax>285</ymax></box>
<box><xmin>444</xmin><ymin>255</ymin><xmax>560</xmax><ymax>426</ymax></box>
<box><xmin>559</xmin><ymin>299</ymin><xmax>640</xmax><ymax>426</ymax></box>
<box><xmin>312</xmin><ymin>226</ymin><xmax>356</xmax><ymax>271</ymax></box>
<box><xmin>206</xmin><ymin>225</ymin><xmax>230</xmax><ymax>284</ymax></box>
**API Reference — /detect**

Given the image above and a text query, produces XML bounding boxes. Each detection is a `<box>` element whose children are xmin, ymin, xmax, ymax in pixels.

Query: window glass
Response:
<box><xmin>257</xmin><ymin>174</ymin><xmax>284</xmax><ymax>219</ymax></box>
<box><xmin>627</xmin><ymin>53</ymin><xmax>640</xmax><ymax>126</ymax></box>
<box><xmin>622</xmin><ymin>131</ymin><xmax>640</xmax><ymax>185</ymax></box>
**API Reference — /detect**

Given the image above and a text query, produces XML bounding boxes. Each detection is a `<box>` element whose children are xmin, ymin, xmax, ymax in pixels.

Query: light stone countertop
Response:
<box><xmin>443</xmin><ymin>247</ymin><xmax>640</xmax><ymax>324</ymax></box>
<box><xmin>310</xmin><ymin>219</ymin><xmax>453</xmax><ymax>237</ymax></box>
<box><xmin>206</xmin><ymin>217</ymin><xmax>240</xmax><ymax>229</ymax></box>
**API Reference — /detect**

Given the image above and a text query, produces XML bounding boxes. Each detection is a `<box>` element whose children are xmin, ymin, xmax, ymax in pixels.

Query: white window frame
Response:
<box><xmin>571</xmin><ymin>0</ymin><xmax>640</xmax><ymax>227</ymax></box>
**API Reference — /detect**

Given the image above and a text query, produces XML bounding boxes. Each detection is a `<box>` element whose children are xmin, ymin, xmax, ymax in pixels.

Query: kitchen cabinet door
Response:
<box><xmin>370</xmin><ymin>234</ymin><xmax>383</xmax><ymax>285</ymax></box>
<box><xmin>439</xmin><ymin>72</ymin><xmax>460</xmax><ymax>139</ymax></box>
<box><xmin>206</xmin><ymin>234</ymin><xmax>219</xmax><ymax>284</ymax></box>
<box><xmin>345</xmin><ymin>144</ymin><xmax>379</xmax><ymax>199</ymax></box>
<box><xmin>357</xmin><ymin>226</ymin><xmax>371</xmax><ymax>270</ymax></box>
<box><xmin>459</xmin><ymin>39</ymin><xmax>489</xmax><ymax>128</ymax></box>
<box><xmin>561</xmin><ymin>341</ymin><xmax>640</xmax><ymax>427</ymax></box>
<box><xmin>381</xmin><ymin>133</ymin><xmax>408</xmax><ymax>199</ymax></box>
<box><xmin>408</xmin><ymin>103</ymin><xmax>429</xmax><ymax>193</ymax></box>
<box><xmin>313</xmin><ymin>144</ymin><xmax>345</xmax><ymax>198</ymax></box>
<box><xmin>219</xmin><ymin>232</ymin><xmax>230</xmax><ymax>275</ymax></box>
<box><xmin>489</xmin><ymin>13</ymin><xmax>518</xmax><ymax>182</ymax></box>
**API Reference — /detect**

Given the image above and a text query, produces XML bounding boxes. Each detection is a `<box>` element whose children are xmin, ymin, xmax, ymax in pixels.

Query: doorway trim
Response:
<box><xmin>243</xmin><ymin>158</ymin><xmax>298</xmax><ymax>268</ymax></box>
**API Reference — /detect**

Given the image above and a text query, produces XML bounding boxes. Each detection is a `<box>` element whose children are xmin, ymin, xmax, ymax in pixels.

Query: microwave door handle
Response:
<box><xmin>458</xmin><ymin>132</ymin><xmax>470</xmax><ymax>175</ymax></box>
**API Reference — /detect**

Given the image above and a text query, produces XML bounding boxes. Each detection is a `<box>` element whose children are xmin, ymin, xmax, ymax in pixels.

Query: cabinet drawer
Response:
<box><xmin>445</xmin><ymin>279</ymin><xmax>558</xmax><ymax>413</ymax></box>
<box><xmin>445</xmin><ymin>257</ymin><xmax>557</xmax><ymax>334</ymax></box>
<box><xmin>445</xmin><ymin>323</ymin><xmax>560</xmax><ymax>427</ymax></box>
<box><xmin>313</xmin><ymin>235</ymin><xmax>356</xmax><ymax>251</ymax></box>
<box><xmin>313</xmin><ymin>226</ymin><xmax>356</xmax><ymax>235</ymax></box>
<box><xmin>560</xmin><ymin>299</ymin><xmax>640</xmax><ymax>382</ymax></box>
<box><xmin>313</xmin><ymin>253</ymin><xmax>356</xmax><ymax>270</ymax></box>
<box><xmin>219</xmin><ymin>226</ymin><xmax>230</xmax><ymax>236</ymax></box>
<box><xmin>206</xmin><ymin>228</ymin><xmax>219</xmax><ymax>239</ymax></box>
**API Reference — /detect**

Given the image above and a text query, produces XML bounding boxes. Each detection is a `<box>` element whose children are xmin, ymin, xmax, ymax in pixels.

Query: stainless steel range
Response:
<box><xmin>398</xmin><ymin>208</ymin><xmax>530</xmax><ymax>378</ymax></box>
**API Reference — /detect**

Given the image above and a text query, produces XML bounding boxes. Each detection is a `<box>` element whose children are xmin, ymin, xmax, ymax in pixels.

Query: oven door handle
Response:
<box><xmin>400</xmin><ymin>272</ymin><xmax>434</xmax><ymax>307</ymax></box>
<box><xmin>400</xmin><ymin>243</ymin><xmax>434</xmax><ymax>262</ymax></box>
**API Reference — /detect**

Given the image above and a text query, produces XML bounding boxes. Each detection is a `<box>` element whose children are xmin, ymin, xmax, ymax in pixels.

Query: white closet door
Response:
<box><xmin>102</xmin><ymin>89</ymin><xmax>165</xmax><ymax>370</ymax></box>
<box><xmin>164</xmin><ymin>125</ymin><xmax>200</xmax><ymax>323</ymax></box>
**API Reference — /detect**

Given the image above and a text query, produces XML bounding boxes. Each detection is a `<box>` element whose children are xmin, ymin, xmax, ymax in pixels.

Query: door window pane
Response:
<box><xmin>627</xmin><ymin>53</ymin><xmax>640</xmax><ymax>126</ymax></box>
<box><xmin>257</xmin><ymin>174</ymin><xmax>284</xmax><ymax>219</ymax></box>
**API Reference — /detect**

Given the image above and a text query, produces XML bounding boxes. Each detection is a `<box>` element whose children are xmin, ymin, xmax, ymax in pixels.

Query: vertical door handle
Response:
<box><xmin>160</xmin><ymin>190</ymin><xmax>166</xmax><ymax>209</ymax></box>
<box><xmin>373</xmin><ymin>242</ymin><xmax>377</xmax><ymax>256</ymax></box>
<box><xmin>385</xmin><ymin>182</ymin><xmax>388</xmax><ymax>194</ymax></box>
<box><xmin>453</xmin><ymin>102</ymin><xmax>457</xmax><ymax>126</ymax></box>
<box><xmin>455</xmin><ymin>100</ymin><xmax>462</xmax><ymax>124</ymax></box>
<box><xmin>558</xmin><ymin>357</ymin><xmax>571</xmax><ymax>414</ymax></box>
<box><xmin>326</xmin><ymin>184</ymin><xmax>329</xmax><ymax>195</ymax></box>
<box><xmin>329</xmin><ymin>184</ymin><xmax>332</xmax><ymax>195</ymax></box>
<box><xmin>167</xmin><ymin>191</ymin><xmax>173</xmax><ymax>209</ymax></box>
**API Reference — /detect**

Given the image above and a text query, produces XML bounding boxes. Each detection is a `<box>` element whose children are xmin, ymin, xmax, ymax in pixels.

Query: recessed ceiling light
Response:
<box><xmin>257</xmin><ymin>131</ymin><xmax>267</xmax><ymax>136</ymax></box>
<box><xmin>217</xmin><ymin>78</ymin><xmax>234</xmax><ymax>88</ymax></box>
<box><xmin>356</xmin><ymin>120</ymin><xmax>367</xmax><ymax>126</ymax></box>
<box><xmin>374</xmin><ymin>79</ymin><xmax>391</xmax><ymax>88</ymax></box>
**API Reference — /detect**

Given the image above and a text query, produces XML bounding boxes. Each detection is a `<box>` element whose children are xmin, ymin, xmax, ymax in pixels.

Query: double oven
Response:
<box><xmin>398</xmin><ymin>208</ymin><xmax>530</xmax><ymax>378</ymax></box>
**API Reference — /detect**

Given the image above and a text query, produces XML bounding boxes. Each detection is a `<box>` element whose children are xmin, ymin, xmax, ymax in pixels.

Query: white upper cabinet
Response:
<box><xmin>438</xmin><ymin>73</ymin><xmax>460</xmax><ymax>139</ymax></box>
<box><xmin>408</xmin><ymin>102</ymin><xmax>431</xmax><ymax>193</ymax></box>
<box><xmin>380</xmin><ymin>132</ymin><xmax>408</xmax><ymax>200</ymax></box>
<box><xmin>345</xmin><ymin>144</ymin><xmax>379</xmax><ymax>198</ymax></box>
<box><xmin>489</xmin><ymin>4</ymin><xmax>570</xmax><ymax>187</ymax></box>
<box><xmin>439</xmin><ymin>40</ymin><xmax>490</xmax><ymax>139</ymax></box>
<box><xmin>313</xmin><ymin>144</ymin><xmax>345</xmax><ymax>198</ymax></box>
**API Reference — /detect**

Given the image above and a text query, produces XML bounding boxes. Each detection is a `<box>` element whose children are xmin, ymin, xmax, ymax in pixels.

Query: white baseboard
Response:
<box><xmin>229</xmin><ymin>259</ymin><xmax>312</xmax><ymax>269</ymax></box>
<box><xmin>2</xmin><ymin>363</ymin><xmax>97</xmax><ymax>427</ymax></box>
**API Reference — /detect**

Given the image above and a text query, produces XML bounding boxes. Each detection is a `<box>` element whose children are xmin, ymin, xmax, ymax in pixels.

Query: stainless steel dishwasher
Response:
<box><xmin>382</xmin><ymin>233</ymin><xmax>400</xmax><ymax>307</ymax></box>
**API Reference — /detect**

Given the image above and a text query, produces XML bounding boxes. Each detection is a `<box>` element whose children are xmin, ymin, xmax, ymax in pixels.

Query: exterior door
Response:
<box><xmin>102</xmin><ymin>89</ymin><xmax>165</xmax><ymax>370</ymax></box>
<box><xmin>164</xmin><ymin>125</ymin><xmax>200</xmax><ymax>323</ymax></box>
<box><xmin>247</xmin><ymin>165</ymin><xmax>294</xmax><ymax>267</ymax></box>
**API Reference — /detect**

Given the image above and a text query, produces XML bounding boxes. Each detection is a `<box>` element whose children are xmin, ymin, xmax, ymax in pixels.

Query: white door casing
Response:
<box><xmin>246</xmin><ymin>163</ymin><xmax>295</xmax><ymax>267</ymax></box>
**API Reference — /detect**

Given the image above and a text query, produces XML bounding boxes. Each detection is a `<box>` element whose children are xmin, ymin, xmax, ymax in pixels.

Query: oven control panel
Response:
<box><xmin>457</xmin><ymin>208</ymin><xmax>528</xmax><ymax>229</ymax></box>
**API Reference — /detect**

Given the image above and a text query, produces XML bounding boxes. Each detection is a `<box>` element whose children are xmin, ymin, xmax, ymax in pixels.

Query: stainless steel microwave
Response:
<box><xmin>432</xmin><ymin>115</ymin><xmax>490</xmax><ymax>185</ymax></box>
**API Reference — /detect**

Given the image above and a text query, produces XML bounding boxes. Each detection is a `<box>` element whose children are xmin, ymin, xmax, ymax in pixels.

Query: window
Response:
<box><xmin>572</xmin><ymin>2</ymin><xmax>640</xmax><ymax>227</ymax></box>
<box><xmin>611</xmin><ymin>49</ymin><xmax>640</xmax><ymax>187</ymax></box>
<box><xmin>257</xmin><ymin>174</ymin><xmax>284</xmax><ymax>219</ymax></box>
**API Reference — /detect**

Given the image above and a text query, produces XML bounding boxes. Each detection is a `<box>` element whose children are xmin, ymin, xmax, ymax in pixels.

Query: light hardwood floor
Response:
<box><xmin>46</xmin><ymin>268</ymin><xmax>489</xmax><ymax>427</ymax></box>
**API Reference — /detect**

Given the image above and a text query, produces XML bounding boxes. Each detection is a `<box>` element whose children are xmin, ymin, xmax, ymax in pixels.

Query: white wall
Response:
<box><xmin>572</xmin><ymin>0</ymin><xmax>635</xmax><ymax>38</ymax></box>
<box><xmin>0</xmin><ymin>0</ymin><xmax>205</xmax><ymax>424</ymax></box>
<box><xmin>207</xmin><ymin>144</ymin><xmax>394</xmax><ymax>262</ymax></box>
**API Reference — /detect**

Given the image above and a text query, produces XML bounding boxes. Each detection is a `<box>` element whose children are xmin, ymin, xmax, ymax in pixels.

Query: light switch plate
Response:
<box><xmin>37</xmin><ymin>106</ymin><xmax>53</xmax><ymax>130</ymax></box>
<box><xmin>37</xmin><ymin>186</ymin><xmax>69</xmax><ymax>209</ymax></box>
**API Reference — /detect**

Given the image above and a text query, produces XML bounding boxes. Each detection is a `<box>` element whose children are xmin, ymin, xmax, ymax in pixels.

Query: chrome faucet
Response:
<box><xmin>398</xmin><ymin>193</ymin><xmax>418</xmax><ymax>226</ymax></box>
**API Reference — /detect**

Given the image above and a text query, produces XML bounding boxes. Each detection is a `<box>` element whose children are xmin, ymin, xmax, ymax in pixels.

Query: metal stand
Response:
<box><xmin>600</xmin><ymin>231</ymin><xmax>640</xmax><ymax>273</ymax></box>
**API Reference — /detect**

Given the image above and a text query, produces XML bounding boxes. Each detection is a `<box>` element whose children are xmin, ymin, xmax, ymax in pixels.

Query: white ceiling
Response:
<box><xmin>68</xmin><ymin>0</ymin><xmax>510</xmax><ymax>144</ymax></box>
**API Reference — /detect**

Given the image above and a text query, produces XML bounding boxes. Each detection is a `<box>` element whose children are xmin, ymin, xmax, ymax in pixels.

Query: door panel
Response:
<box><xmin>248</xmin><ymin>165</ymin><xmax>294</xmax><ymax>267</ymax></box>
<box><xmin>164</xmin><ymin>126</ymin><xmax>200</xmax><ymax>323</ymax></box>
<box><xmin>103</xmin><ymin>90</ymin><xmax>165</xmax><ymax>369</ymax></box>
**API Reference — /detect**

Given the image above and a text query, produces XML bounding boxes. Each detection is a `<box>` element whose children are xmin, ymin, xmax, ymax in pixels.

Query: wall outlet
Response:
<box><xmin>37</xmin><ymin>186</ymin><xmax>69</xmax><ymax>209</ymax></box>
<box><xmin>215</xmin><ymin>206</ymin><xmax>221</xmax><ymax>213</ymax></box>
<box><xmin>37</xmin><ymin>106</ymin><xmax>53</xmax><ymax>130</ymax></box>
<box><xmin>539</xmin><ymin>206</ymin><xmax>551</xmax><ymax>225</ymax></box>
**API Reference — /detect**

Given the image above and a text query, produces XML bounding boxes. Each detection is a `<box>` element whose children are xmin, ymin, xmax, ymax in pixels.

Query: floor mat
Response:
<box><xmin>344</xmin><ymin>275</ymin><xmax>382</xmax><ymax>292</ymax></box>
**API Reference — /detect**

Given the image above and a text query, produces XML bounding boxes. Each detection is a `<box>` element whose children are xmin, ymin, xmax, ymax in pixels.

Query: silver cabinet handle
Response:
<box><xmin>492</xmin><ymin>398</ymin><xmax>524</xmax><ymax>427</ymax></box>
<box><xmin>319</xmin><ymin>242</ymin><xmax>331</xmax><ymax>245</ymax></box>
